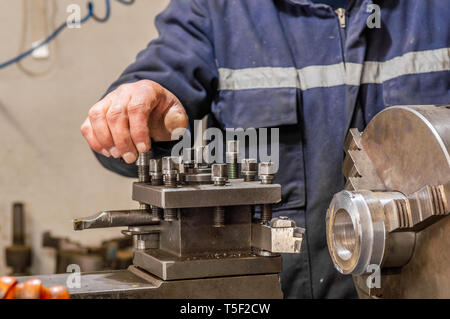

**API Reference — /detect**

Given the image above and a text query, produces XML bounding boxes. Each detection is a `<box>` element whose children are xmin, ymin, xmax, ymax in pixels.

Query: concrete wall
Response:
<box><xmin>0</xmin><ymin>0</ymin><xmax>170</xmax><ymax>275</ymax></box>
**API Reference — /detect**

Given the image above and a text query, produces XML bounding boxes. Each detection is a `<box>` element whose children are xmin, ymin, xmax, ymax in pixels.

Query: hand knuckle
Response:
<box><xmin>128</xmin><ymin>102</ymin><xmax>150</xmax><ymax>115</ymax></box>
<box><xmin>137</xmin><ymin>79</ymin><xmax>154</xmax><ymax>89</ymax></box>
<box><xmin>107</xmin><ymin>106</ymin><xmax>123</xmax><ymax>121</ymax></box>
<box><xmin>127</xmin><ymin>103</ymin><xmax>142</xmax><ymax>114</ymax></box>
<box><xmin>88</xmin><ymin>107</ymin><xmax>102</xmax><ymax>120</ymax></box>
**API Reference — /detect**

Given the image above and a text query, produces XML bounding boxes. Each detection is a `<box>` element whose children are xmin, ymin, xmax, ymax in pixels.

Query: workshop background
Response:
<box><xmin>0</xmin><ymin>0</ymin><xmax>170</xmax><ymax>275</ymax></box>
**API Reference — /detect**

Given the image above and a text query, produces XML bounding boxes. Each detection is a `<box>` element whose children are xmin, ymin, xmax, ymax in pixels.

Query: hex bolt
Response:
<box><xmin>258</xmin><ymin>162</ymin><xmax>276</xmax><ymax>184</ymax></box>
<box><xmin>261</xmin><ymin>205</ymin><xmax>273</xmax><ymax>224</ymax></box>
<box><xmin>241</xmin><ymin>158</ymin><xmax>257</xmax><ymax>182</ymax></box>
<box><xmin>151</xmin><ymin>205</ymin><xmax>162</xmax><ymax>222</ymax></box>
<box><xmin>226</xmin><ymin>140</ymin><xmax>239</xmax><ymax>179</ymax></box>
<box><xmin>134</xmin><ymin>233</ymin><xmax>159</xmax><ymax>250</ymax></box>
<box><xmin>164</xmin><ymin>208</ymin><xmax>178</xmax><ymax>222</ymax></box>
<box><xmin>194</xmin><ymin>145</ymin><xmax>209</xmax><ymax>169</ymax></box>
<box><xmin>183</xmin><ymin>148</ymin><xmax>196</xmax><ymax>173</ymax></box>
<box><xmin>136</xmin><ymin>152</ymin><xmax>150</xmax><ymax>183</ymax></box>
<box><xmin>136</xmin><ymin>152</ymin><xmax>151</xmax><ymax>210</ymax></box>
<box><xmin>259</xmin><ymin>162</ymin><xmax>276</xmax><ymax>223</ymax></box>
<box><xmin>213</xmin><ymin>206</ymin><xmax>225</xmax><ymax>228</ymax></box>
<box><xmin>162</xmin><ymin>156</ymin><xmax>179</xmax><ymax>188</ymax></box>
<box><xmin>150</xmin><ymin>159</ymin><xmax>163</xmax><ymax>186</ymax></box>
<box><xmin>177</xmin><ymin>155</ymin><xmax>186</xmax><ymax>185</ymax></box>
<box><xmin>212</xmin><ymin>164</ymin><xmax>228</xmax><ymax>186</ymax></box>
<box><xmin>211</xmin><ymin>164</ymin><xmax>228</xmax><ymax>227</ymax></box>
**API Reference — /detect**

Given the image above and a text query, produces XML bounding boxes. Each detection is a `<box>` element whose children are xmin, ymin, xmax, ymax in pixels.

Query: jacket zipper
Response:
<box><xmin>335</xmin><ymin>7</ymin><xmax>347</xmax><ymax>64</ymax></box>
<box><xmin>335</xmin><ymin>8</ymin><xmax>346</xmax><ymax>29</ymax></box>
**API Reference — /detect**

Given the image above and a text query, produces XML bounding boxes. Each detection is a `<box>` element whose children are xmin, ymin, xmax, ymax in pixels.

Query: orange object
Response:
<box><xmin>0</xmin><ymin>276</ymin><xmax>17</xmax><ymax>299</ymax></box>
<box><xmin>47</xmin><ymin>286</ymin><xmax>70</xmax><ymax>299</ymax></box>
<box><xmin>0</xmin><ymin>276</ymin><xmax>70</xmax><ymax>299</ymax></box>
<box><xmin>14</xmin><ymin>279</ymin><xmax>43</xmax><ymax>299</ymax></box>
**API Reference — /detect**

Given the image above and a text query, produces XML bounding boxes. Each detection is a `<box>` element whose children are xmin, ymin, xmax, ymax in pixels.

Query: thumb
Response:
<box><xmin>149</xmin><ymin>101</ymin><xmax>188</xmax><ymax>142</ymax></box>
<box><xmin>164</xmin><ymin>103</ymin><xmax>189</xmax><ymax>138</ymax></box>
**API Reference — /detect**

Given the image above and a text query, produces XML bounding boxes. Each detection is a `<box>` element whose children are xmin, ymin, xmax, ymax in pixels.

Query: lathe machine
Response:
<box><xmin>14</xmin><ymin>104</ymin><xmax>449</xmax><ymax>299</ymax></box>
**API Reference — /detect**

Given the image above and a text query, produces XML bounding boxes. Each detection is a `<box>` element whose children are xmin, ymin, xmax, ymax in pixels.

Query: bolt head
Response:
<box><xmin>183</xmin><ymin>148</ymin><xmax>195</xmax><ymax>164</ymax></box>
<box><xmin>259</xmin><ymin>162</ymin><xmax>277</xmax><ymax>175</ymax></box>
<box><xmin>149</xmin><ymin>159</ymin><xmax>162</xmax><ymax>173</ymax></box>
<box><xmin>241</xmin><ymin>159</ymin><xmax>257</xmax><ymax>172</ymax></box>
<box><xmin>162</xmin><ymin>157</ymin><xmax>179</xmax><ymax>172</ymax></box>
<box><xmin>194</xmin><ymin>146</ymin><xmax>205</xmax><ymax>165</ymax></box>
<box><xmin>212</xmin><ymin>164</ymin><xmax>228</xmax><ymax>179</ymax></box>
<box><xmin>136</xmin><ymin>152</ymin><xmax>150</xmax><ymax>166</ymax></box>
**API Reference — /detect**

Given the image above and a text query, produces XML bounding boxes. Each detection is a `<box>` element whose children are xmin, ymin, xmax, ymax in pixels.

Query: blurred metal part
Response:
<box><xmin>326</xmin><ymin>105</ymin><xmax>450</xmax><ymax>298</ymax></box>
<box><xmin>42</xmin><ymin>232</ymin><xmax>133</xmax><ymax>273</ymax></box>
<box><xmin>5</xmin><ymin>203</ymin><xmax>32</xmax><ymax>276</ymax></box>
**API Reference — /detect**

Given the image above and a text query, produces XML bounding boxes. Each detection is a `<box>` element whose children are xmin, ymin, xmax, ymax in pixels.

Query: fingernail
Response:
<box><xmin>101</xmin><ymin>149</ymin><xmax>111</xmax><ymax>157</ymax></box>
<box><xmin>109</xmin><ymin>147</ymin><xmax>121</xmax><ymax>158</ymax></box>
<box><xmin>136</xmin><ymin>142</ymin><xmax>147</xmax><ymax>153</ymax></box>
<box><xmin>123</xmin><ymin>152</ymin><xmax>137</xmax><ymax>164</ymax></box>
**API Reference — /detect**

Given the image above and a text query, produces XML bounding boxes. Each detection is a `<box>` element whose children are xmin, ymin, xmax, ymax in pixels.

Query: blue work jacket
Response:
<box><xmin>94</xmin><ymin>0</ymin><xmax>450</xmax><ymax>298</ymax></box>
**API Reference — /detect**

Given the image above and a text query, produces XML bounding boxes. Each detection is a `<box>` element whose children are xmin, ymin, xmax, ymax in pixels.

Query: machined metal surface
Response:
<box><xmin>326</xmin><ymin>105</ymin><xmax>450</xmax><ymax>298</ymax></box>
<box><xmin>132</xmin><ymin>180</ymin><xmax>281</xmax><ymax>208</ymax></box>
<box><xmin>16</xmin><ymin>267</ymin><xmax>283</xmax><ymax>299</ymax></box>
<box><xmin>133</xmin><ymin>250</ymin><xmax>282</xmax><ymax>281</ymax></box>
<box><xmin>158</xmin><ymin>206</ymin><xmax>252</xmax><ymax>257</ymax></box>
<box><xmin>251</xmin><ymin>219</ymin><xmax>304</xmax><ymax>254</ymax></box>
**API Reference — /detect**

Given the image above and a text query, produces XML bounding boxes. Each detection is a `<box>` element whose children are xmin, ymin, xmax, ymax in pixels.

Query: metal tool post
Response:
<box><xmin>69</xmin><ymin>142</ymin><xmax>304</xmax><ymax>298</ymax></box>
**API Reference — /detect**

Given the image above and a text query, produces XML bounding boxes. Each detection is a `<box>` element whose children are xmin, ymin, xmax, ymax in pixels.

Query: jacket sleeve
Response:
<box><xmin>93</xmin><ymin>0</ymin><xmax>218</xmax><ymax>177</ymax></box>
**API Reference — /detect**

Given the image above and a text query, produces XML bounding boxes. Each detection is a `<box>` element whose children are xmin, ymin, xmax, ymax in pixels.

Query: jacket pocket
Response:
<box><xmin>382</xmin><ymin>71</ymin><xmax>450</xmax><ymax>107</ymax></box>
<box><xmin>212</xmin><ymin>87</ymin><xmax>305</xmax><ymax>209</ymax></box>
<box><xmin>212</xmin><ymin>87</ymin><xmax>298</xmax><ymax>128</ymax></box>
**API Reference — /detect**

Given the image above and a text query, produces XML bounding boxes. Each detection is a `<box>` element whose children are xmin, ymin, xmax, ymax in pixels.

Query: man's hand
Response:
<box><xmin>81</xmin><ymin>80</ymin><xmax>188</xmax><ymax>164</ymax></box>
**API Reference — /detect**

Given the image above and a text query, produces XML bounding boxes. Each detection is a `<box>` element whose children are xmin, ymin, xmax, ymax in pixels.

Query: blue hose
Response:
<box><xmin>0</xmin><ymin>0</ymin><xmax>132</xmax><ymax>70</ymax></box>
